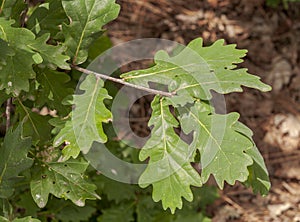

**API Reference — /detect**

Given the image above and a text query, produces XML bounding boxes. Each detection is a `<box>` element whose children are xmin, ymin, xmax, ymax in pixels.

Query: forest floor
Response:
<box><xmin>107</xmin><ymin>0</ymin><xmax>300</xmax><ymax>221</ymax></box>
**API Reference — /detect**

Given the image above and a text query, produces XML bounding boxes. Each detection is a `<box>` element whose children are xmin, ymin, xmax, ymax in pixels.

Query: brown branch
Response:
<box><xmin>5</xmin><ymin>98</ymin><xmax>11</xmax><ymax>131</ymax></box>
<box><xmin>72</xmin><ymin>65</ymin><xmax>175</xmax><ymax>97</ymax></box>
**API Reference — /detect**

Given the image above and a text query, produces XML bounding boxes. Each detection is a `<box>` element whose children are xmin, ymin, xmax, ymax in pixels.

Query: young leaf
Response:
<box><xmin>62</xmin><ymin>0</ymin><xmax>120</xmax><ymax>64</ymax></box>
<box><xmin>139</xmin><ymin>96</ymin><xmax>202</xmax><ymax>214</ymax></box>
<box><xmin>121</xmin><ymin>38</ymin><xmax>271</xmax><ymax>100</ymax></box>
<box><xmin>30</xmin><ymin>158</ymin><xmax>100</xmax><ymax>208</ymax></box>
<box><xmin>180</xmin><ymin>101</ymin><xmax>254</xmax><ymax>188</ymax></box>
<box><xmin>0</xmin><ymin>125</ymin><xmax>33</xmax><ymax>198</ymax></box>
<box><xmin>55</xmin><ymin>74</ymin><xmax>112</xmax><ymax>155</ymax></box>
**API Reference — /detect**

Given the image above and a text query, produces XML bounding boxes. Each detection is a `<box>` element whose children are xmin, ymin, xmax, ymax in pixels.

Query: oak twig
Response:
<box><xmin>72</xmin><ymin>65</ymin><xmax>174</xmax><ymax>97</ymax></box>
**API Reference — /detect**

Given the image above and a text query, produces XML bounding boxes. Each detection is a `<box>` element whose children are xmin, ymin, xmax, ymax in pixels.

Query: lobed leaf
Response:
<box><xmin>0</xmin><ymin>125</ymin><xmax>33</xmax><ymax>198</ymax></box>
<box><xmin>0</xmin><ymin>0</ymin><xmax>26</xmax><ymax>26</ymax></box>
<box><xmin>139</xmin><ymin>96</ymin><xmax>202</xmax><ymax>213</ymax></box>
<box><xmin>233</xmin><ymin>121</ymin><xmax>271</xmax><ymax>195</ymax></box>
<box><xmin>180</xmin><ymin>101</ymin><xmax>254</xmax><ymax>188</ymax></box>
<box><xmin>27</xmin><ymin>0</ymin><xmax>68</xmax><ymax>37</ymax></box>
<box><xmin>54</xmin><ymin>74</ymin><xmax>112</xmax><ymax>157</ymax></box>
<box><xmin>15</xmin><ymin>99</ymin><xmax>52</xmax><ymax>145</ymax></box>
<box><xmin>0</xmin><ymin>18</ymin><xmax>69</xmax><ymax>95</ymax></box>
<box><xmin>35</xmin><ymin>68</ymin><xmax>73</xmax><ymax>116</ymax></box>
<box><xmin>62</xmin><ymin>0</ymin><xmax>120</xmax><ymax>64</ymax></box>
<box><xmin>121</xmin><ymin>38</ymin><xmax>271</xmax><ymax>101</ymax></box>
<box><xmin>30</xmin><ymin>158</ymin><xmax>100</xmax><ymax>208</ymax></box>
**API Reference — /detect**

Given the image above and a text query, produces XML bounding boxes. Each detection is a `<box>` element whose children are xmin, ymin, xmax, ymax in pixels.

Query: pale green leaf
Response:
<box><xmin>53</xmin><ymin>117</ymin><xmax>80</xmax><ymax>160</ymax></box>
<box><xmin>139</xmin><ymin>96</ymin><xmax>202</xmax><ymax>214</ymax></box>
<box><xmin>30</xmin><ymin>158</ymin><xmax>100</xmax><ymax>208</ymax></box>
<box><xmin>62</xmin><ymin>0</ymin><xmax>120</xmax><ymax>64</ymax></box>
<box><xmin>54</xmin><ymin>74</ymin><xmax>112</xmax><ymax>155</ymax></box>
<box><xmin>121</xmin><ymin>38</ymin><xmax>271</xmax><ymax>100</ymax></box>
<box><xmin>180</xmin><ymin>101</ymin><xmax>253</xmax><ymax>188</ymax></box>
<box><xmin>0</xmin><ymin>125</ymin><xmax>33</xmax><ymax>198</ymax></box>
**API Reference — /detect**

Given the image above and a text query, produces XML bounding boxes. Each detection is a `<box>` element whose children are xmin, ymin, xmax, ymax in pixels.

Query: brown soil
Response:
<box><xmin>107</xmin><ymin>0</ymin><xmax>300</xmax><ymax>221</ymax></box>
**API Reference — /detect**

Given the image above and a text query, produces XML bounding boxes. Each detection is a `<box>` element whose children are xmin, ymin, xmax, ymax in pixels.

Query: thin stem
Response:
<box><xmin>72</xmin><ymin>65</ymin><xmax>175</xmax><ymax>97</ymax></box>
<box><xmin>5</xmin><ymin>98</ymin><xmax>11</xmax><ymax>131</ymax></box>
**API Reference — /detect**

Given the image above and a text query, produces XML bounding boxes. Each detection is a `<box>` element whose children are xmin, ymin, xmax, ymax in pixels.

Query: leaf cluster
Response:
<box><xmin>0</xmin><ymin>0</ymin><xmax>271</xmax><ymax>221</ymax></box>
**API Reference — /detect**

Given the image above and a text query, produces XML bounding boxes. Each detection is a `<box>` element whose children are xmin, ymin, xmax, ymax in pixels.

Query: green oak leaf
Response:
<box><xmin>28</xmin><ymin>34</ymin><xmax>70</xmax><ymax>70</ymax></box>
<box><xmin>17</xmin><ymin>193</ymin><xmax>40</xmax><ymax>217</ymax></box>
<box><xmin>53</xmin><ymin>116</ymin><xmax>80</xmax><ymax>160</ymax></box>
<box><xmin>94</xmin><ymin>175</ymin><xmax>136</xmax><ymax>203</ymax></box>
<box><xmin>121</xmin><ymin>38</ymin><xmax>271</xmax><ymax>100</ymax></box>
<box><xmin>36</xmin><ymin>68</ymin><xmax>73</xmax><ymax>116</ymax></box>
<box><xmin>233</xmin><ymin>121</ymin><xmax>271</xmax><ymax>195</ymax></box>
<box><xmin>54</xmin><ymin>201</ymin><xmax>96</xmax><ymax>222</ymax></box>
<box><xmin>55</xmin><ymin>74</ymin><xmax>112</xmax><ymax>156</ymax></box>
<box><xmin>15</xmin><ymin>99</ymin><xmax>52</xmax><ymax>145</ymax></box>
<box><xmin>174</xmin><ymin>210</ymin><xmax>210</xmax><ymax>222</ymax></box>
<box><xmin>180</xmin><ymin>101</ymin><xmax>254</xmax><ymax>188</ymax></box>
<box><xmin>27</xmin><ymin>0</ymin><xmax>68</xmax><ymax>37</ymax></box>
<box><xmin>97</xmin><ymin>202</ymin><xmax>135</xmax><ymax>222</ymax></box>
<box><xmin>0</xmin><ymin>125</ymin><xmax>33</xmax><ymax>198</ymax></box>
<box><xmin>62</xmin><ymin>0</ymin><xmax>120</xmax><ymax>64</ymax></box>
<box><xmin>30</xmin><ymin>158</ymin><xmax>100</xmax><ymax>208</ymax></box>
<box><xmin>0</xmin><ymin>216</ymin><xmax>41</xmax><ymax>222</ymax></box>
<box><xmin>0</xmin><ymin>18</ymin><xmax>70</xmax><ymax>95</ymax></box>
<box><xmin>0</xmin><ymin>0</ymin><xmax>26</xmax><ymax>26</ymax></box>
<box><xmin>139</xmin><ymin>96</ymin><xmax>202</xmax><ymax>214</ymax></box>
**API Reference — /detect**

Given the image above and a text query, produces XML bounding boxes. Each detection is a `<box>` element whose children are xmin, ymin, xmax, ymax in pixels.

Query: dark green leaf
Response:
<box><xmin>15</xmin><ymin>99</ymin><xmax>52</xmax><ymax>144</ymax></box>
<box><xmin>30</xmin><ymin>158</ymin><xmax>100</xmax><ymax>208</ymax></box>
<box><xmin>0</xmin><ymin>19</ymin><xmax>69</xmax><ymax>95</ymax></box>
<box><xmin>62</xmin><ymin>0</ymin><xmax>120</xmax><ymax>64</ymax></box>
<box><xmin>27</xmin><ymin>0</ymin><xmax>68</xmax><ymax>37</ymax></box>
<box><xmin>36</xmin><ymin>68</ymin><xmax>72</xmax><ymax>116</ymax></box>
<box><xmin>97</xmin><ymin>202</ymin><xmax>135</xmax><ymax>222</ymax></box>
<box><xmin>0</xmin><ymin>125</ymin><xmax>33</xmax><ymax>198</ymax></box>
